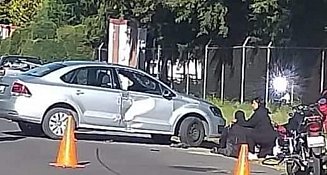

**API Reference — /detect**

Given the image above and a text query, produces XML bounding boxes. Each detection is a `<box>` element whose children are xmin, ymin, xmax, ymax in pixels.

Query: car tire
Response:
<box><xmin>42</xmin><ymin>107</ymin><xmax>77</xmax><ymax>140</ymax></box>
<box><xmin>18</xmin><ymin>121</ymin><xmax>42</xmax><ymax>136</ymax></box>
<box><xmin>179</xmin><ymin>117</ymin><xmax>205</xmax><ymax>147</ymax></box>
<box><xmin>151</xmin><ymin>134</ymin><xmax>171</xmax><ymax>144</ymax></box>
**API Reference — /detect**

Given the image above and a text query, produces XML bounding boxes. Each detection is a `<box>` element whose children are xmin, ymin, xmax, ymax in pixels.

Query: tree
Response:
<box><xmin>163</xmin><ymin>0</ymin><xmax>228</xmax><ymax>39</ymax></box>
<box><xmin>0</xmin><ymin>0</ymin><xmax>11</xmax><ymax>24</ymax></box>
<box><xmin>288</xmin><ymin>0</ymin><xmax>327</xmax><ymax>47</ymax></box>
<box><xmin>248</xmin><ymin>0</ymin><xmax>291</xmax><ymax>45</ymax></box>
<box><xmin>8</xmin><ymin>0</ymin><xmax>42</xmax><ymax>26</ymax></box>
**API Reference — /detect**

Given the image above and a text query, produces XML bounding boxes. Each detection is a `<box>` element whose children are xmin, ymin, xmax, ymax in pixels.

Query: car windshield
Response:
<box><xmin>22</xmin><ymin>62</ymin><xmax>66</xmax><ymax>77</ymax></box>
<box><xmin>0</xmin><ymin>56</ymin><xmax>42</xmax><ymax>65</ymax></box>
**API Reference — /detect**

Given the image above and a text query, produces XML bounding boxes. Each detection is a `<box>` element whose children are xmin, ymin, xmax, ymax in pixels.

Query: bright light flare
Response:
<box><xmin>273</xmin><ymin>76</ymin><xmax>288</xmax><ymax>93</ymax></box>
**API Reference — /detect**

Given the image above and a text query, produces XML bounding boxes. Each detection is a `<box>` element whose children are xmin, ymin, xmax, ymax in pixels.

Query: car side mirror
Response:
<box><xmin>162</xmin><ymin>89</ymin><xmax>173</xmax><ymax>99</ymax></box>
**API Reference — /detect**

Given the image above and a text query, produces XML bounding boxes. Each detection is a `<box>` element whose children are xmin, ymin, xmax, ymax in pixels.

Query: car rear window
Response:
<box><xmin>22</xmin><ymin>62</ymin><xmax>66</xmax><ymax>77</ymax></box>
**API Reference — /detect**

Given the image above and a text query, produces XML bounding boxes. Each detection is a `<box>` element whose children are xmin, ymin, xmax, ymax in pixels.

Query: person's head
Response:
<box><xmin>251</xmin><ymin>97</ymin><xmax>263</xmax><ymax>110</ymax></box>
<box><xmin>234</xmin><ymin>110</ymin><xmax>245</xmax><ymax>122</ymax></box>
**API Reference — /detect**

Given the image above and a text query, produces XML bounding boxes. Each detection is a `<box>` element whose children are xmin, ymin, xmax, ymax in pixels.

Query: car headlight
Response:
<box><xmin>209</xmin><ymin>106</ymin><xmax>222</xmax><ymax>117</ymax></box>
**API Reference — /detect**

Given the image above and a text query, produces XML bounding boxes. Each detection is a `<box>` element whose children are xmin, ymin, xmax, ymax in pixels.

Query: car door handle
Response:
<box><xmin>121</xmin><ymin>92</ymin><xmax>130</xmax><ymax>100</ymax></box>
<box><xmin>76</xmin><ymin>90</ymin><xmax>84</xmax><ymax>95</ymax></box>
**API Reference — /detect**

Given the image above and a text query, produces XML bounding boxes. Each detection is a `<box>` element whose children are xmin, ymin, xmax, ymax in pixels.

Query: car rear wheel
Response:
<box><xmin>18</xmin><ymin>121</ymin><xmax>42</xmax><ymax>136</ymax></box>
<box><xmin>42</xmin><ymin>107</ymin><xmax>76</xmax><ymax>140</ymax></box>
<box><xmin>179</xmin><ymin>117</ymin><xmax>205</xmax><ymax>147</ymax></box>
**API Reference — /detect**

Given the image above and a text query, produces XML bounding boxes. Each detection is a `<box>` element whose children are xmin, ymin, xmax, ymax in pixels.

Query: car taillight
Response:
<box><xmin>11</xmin><ymin>82</ymin><xmax>31</xmax><ymax>96</ymax></box>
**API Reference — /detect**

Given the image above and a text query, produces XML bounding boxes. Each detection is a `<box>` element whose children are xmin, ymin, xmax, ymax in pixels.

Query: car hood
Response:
<box><xmin>176</xmin><ymin>93</ymin><xmax>213</xmax><ymax>106</ymax></box>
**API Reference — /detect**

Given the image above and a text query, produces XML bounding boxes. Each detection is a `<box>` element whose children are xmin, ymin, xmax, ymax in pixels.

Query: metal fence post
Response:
<box><xmin>321</xmin><ymin>49</ymin><xmax>326</xmax><ymax>93</ymax></box>
<box><xmin>157</xmin><ymin>45</ymin><xmax>161</xmax><ymax>79</ymax></box>
<box><xmin>240</xmin><ymin>37</ymin><xmax>251</xmax><ymax>103</ymax></box>
<box><xmin>265</xmin><ymin>41</ymin><xmax>273</xmax><ymax>105</ymax></box>
<box><xmin>220</xmin><ymin>62</ymin><xmax>225</xmax><ymax>102</ymax></box>
<box><xmin>170</xmin><ymin>58</ymin><xmax>174</xmax><ymax>89</ymax></box>
<box><xmin>186</xmin><ymin>52</ymin><xmax>190</xmax><ymax>95</ymax></box>
<box><xmin>203</xmin><ymin>40</ymin><xmax>211</xmax><ymax>99</ymax></box>
<box><xmin>98</xmin><ymin>42</ymin><xmax>104</xmax><ymax>62</ymax></box>
<box><xmin>291</xmin><ymin>81</ymin><xmax>294</xmax><ymax>105</ymax></box>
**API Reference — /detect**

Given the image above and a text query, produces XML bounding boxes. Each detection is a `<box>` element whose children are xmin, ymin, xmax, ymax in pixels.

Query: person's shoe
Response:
<box><xmin>255</xmin><ymin>146</ymin><xmax>260</xmax><ymax>153</ymax></box>
<box><xmin>248</xmin><ymin>152</ymin><xmax>258</xmax><ymax>160</ymax></box>
<box><xmin>210</xmin><ymin>147</ymin><xmax>219</xmax><ymax>154</ymax></box>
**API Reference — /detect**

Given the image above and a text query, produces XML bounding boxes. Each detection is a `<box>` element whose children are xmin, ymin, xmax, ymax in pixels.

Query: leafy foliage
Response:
<box><xmin>164</xmin><ymin>0</ymin><xmax>228</xmax><ymax>38</ymax></box>
<box><xmin>1</xmin><ymin>0</ymin><xmax>327</xmax><ymax>61</ymax></box>
<box><xmin>7</xmin><ymin>0</ymin><xmax>42</xmax><ymax>26</ymax></box>
<box><xmin>0</xmin><ymin>0</ymin><xmax>11</xmax><ymax>24</ymax></box>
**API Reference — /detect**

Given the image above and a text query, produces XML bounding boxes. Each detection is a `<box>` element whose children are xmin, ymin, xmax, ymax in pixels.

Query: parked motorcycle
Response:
<box><xmin>264</xmin><ymin>103</ymin><xmax>327</xmax><ymax>175</ymax></box>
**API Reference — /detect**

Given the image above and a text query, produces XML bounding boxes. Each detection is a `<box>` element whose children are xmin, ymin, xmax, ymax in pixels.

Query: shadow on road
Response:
<box><xmin>77</xmin><ymin>133</ymin><xmax>173</xmax><ymax>145</ymax></box>
<box><xmin>0</xmin><ymin>136</ymin><xmax>25</xmax><ymax>142</ymax></box>
<box><xmin>77</xmin><ymin>133</ymin><xmax>219</xmax><ymax>149</ymax></box>
<box><xmin>2</xmin><ymin>130</ymin><xmax>218</xmax><ymax>149</ymax></box>
<box><xmin>170</xmin><ymin>165</ymin><xmax>267</xmax><ymax>174</ymax></box>
<box><xmin>169</xmin><ymin>165</ymin><xmax>229</xmax><ymax>174</ymax></box>
<box><xmin>199</xmin><ymin>141</ymin><xmax>219</xmax><ymax>149</ymax></box>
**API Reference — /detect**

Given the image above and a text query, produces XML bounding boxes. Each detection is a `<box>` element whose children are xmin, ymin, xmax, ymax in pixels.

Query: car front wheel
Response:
<box><xmin>42</xmin><ymin>107</ymin><xmax>76</xmax><ymax>140</ymax></box>
<box><xmin>179</xmin><ymin>117</ymin><xmax>205</xmax><ymax>147</ymax></box>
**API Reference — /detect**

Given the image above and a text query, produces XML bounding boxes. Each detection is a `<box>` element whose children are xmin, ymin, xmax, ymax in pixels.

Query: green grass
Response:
<box><xmin>208</xmin><ymin>97</ymin><xmax>291</xmax><ymax>125</ymax></box>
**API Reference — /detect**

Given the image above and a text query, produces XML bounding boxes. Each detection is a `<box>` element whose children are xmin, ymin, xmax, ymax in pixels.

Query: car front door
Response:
<box><xmin>61</xmin><ymin>66</ymin><xmax>123</xmax><ymax>128</ymax></box>
<box><xmin>116</xmin><ymin>68</ymin><xmax>173</xmax><ymax>132</ymax></box>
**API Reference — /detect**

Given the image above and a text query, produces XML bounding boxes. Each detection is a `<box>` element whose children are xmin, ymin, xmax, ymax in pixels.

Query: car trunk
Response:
<box><xmin>0</xmin><ymin>75</ymin><xmax>20</xmax><ymax>99</ymax></box>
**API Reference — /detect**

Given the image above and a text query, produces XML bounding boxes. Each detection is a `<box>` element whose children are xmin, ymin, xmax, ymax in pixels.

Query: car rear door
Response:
<box><xmin>61</xmin><ymin>66</ymin><xmax>123</xmax><ymax>128</ymax></box>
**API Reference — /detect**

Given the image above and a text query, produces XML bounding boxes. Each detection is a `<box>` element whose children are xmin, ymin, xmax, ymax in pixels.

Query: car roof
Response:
<box><xmin>59</xmin><ymin>60</ymin><xmax>139</xmax><ymax>70</ymax></box>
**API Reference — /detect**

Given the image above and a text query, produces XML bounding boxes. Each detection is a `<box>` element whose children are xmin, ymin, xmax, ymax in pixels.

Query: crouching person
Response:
<box><xmin>211</xmin><ymin>110</ymin><xmax>249</xmax><ymax>158</ymax></box>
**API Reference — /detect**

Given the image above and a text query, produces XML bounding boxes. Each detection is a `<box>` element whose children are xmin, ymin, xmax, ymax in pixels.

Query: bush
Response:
<box><xmin>57</xmin><ymin>25</ymin><xmax>93</xmax><ymax>60</ymax></box>
<box><xmin>24</xmin><ymin>39</ymin><xmax>67</xmax><ymax>61</ymax></box>
<box><xmin>208</xmin><ymin>97</ymin><xmax>290</xmax><ymax>124</ymax></box>
<box><xmin>0</xmin><ymin>38</ymin><xmax>11</xmax><ymax>55</ymax></box>
<box><xmin>0</xmin><ymin>22</ymin><xmax>93</xmax><ymax>61</ymax></box>
<box><xmin>30</xmin><ymin>20</ymin><xmax>57</xmax><ymax>40</ymax></box>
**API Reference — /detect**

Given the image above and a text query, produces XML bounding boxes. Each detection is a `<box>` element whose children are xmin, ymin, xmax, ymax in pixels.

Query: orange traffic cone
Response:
<box><xmin>49</xmin><ymin>115</ymin><xmax>86</xmax><ymax>168</ymax></box>
<box><xmin>233</xmin><ymin>144</ymin><xmax>250</xmax><ymax>175</ymax></box>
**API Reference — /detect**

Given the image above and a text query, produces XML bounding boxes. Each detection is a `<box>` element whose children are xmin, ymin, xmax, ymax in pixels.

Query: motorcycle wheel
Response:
<box><xmin>286</xmin><ymin>162</ymin><xmax>295</xmax><ymax>175</ymax></box>
<box><xmin>312</xmin><ymin>157</ymin><xmax>322</xmax><ymax>175</ymax></box>
<box><xmin>286</xmin><ymin>161</ymin><xmax>308</xmax><ymax>175</ymax></box>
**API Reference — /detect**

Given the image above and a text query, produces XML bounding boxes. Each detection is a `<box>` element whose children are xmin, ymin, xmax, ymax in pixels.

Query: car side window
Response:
<box><xmin>61</xmin><ymin>67</ymin><xmax>118</xmax><ymax>89</ymax></box>
<box><xmin>75</xmin><ymin>68</ymin><xmax>88</xmax><ymax>85</ymax></box>
<box><xmin>116</xmin><ymin>68</ymin><xmax>162</xmax><ymax>95</ymax></box>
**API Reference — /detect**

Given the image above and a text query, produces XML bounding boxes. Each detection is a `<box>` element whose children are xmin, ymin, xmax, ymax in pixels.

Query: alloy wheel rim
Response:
<box><xmin>48</xmin><ymin>112</ymin><xmax>69</xmax><ymax>136</ymax></box>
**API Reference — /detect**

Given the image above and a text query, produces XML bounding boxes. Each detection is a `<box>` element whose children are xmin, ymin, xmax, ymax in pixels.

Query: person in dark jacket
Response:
<box><xmin>238</xmin><ymin>97</ymin><xmax>277</xmax><ymax>158</ymax></box>
<box><xmin>218</xmin><ymin>110</ymin><xmax>247</xmax><ymax>148</ymax></box>
<box><xmin>211</xmin><ymin>110</ymin><xmax>250</xmax><ymax>157</ymax></box>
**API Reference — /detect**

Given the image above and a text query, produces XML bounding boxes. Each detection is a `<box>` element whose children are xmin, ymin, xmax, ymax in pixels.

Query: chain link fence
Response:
<box><xmin>205</xmin><ymin>46</ymin><xmax>326</xmax><ymax>104</ymax></box>
<box><xmin>95</xmin><ymin>43</ymin><xmax>327</xmax><ymax>104</ymax></box>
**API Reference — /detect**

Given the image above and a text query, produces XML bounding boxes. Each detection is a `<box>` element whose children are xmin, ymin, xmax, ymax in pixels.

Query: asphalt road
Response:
<box><xmin>0</xmin><ymin>119</ymin><xmax>282</xmax><ymax>175</ymax></box>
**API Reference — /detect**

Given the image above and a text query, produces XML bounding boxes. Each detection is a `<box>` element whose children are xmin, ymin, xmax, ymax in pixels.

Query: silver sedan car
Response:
<box><xmin>0</xmin><ymin>61</ymin><xmax>226</xmax><ymax>146</ymax></box>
